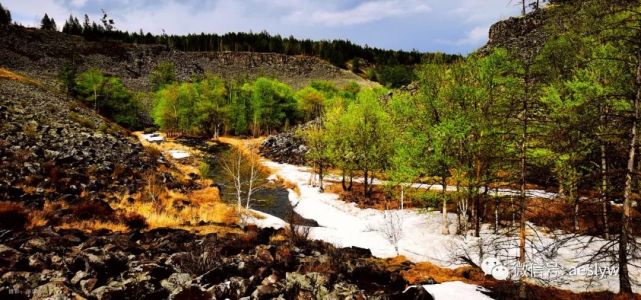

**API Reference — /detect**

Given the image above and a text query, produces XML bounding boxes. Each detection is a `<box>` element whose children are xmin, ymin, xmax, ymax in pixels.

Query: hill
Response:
<box><xmin>0</xmin><ymin>25</ymin><xmax>375</xmax><ymax>91</ymax></box>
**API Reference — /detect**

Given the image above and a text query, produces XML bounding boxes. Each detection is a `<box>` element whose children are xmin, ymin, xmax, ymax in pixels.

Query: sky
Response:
<box><xmin>3</xmin><ymin>0</ymin><xmax>522</xmax><ymax>54</ymax></box>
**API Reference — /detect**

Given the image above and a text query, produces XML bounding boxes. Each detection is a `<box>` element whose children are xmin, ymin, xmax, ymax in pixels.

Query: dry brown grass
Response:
<box><xmin>398</xmin><ymin>259</ymin><xmax>487</xmax><ymax>285</ymax></box>
<box><xmin>219</xmin><ymin>136</ymin><xmax>302</xmax><ymax>197</ymax></box>
<box><xmin>0</xmin><ymin>68</ymin><xmax>42</xmax><ymax>86</ymax></box>
<box><xmin>57</xmin><ymin>220</ymin><xmax>128</xmax><ymax>232</ymax></box>
<box><xmin>113</xmin><ymin>133</ymin><xmax>242</xmax><ymax>229</ymax></box>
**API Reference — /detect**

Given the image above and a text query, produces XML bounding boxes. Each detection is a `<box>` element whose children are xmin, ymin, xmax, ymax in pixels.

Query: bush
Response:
<box><xmin>72</xmin><ymin>200</ymin><xmax>115</xmax><ymax>220</ymax></box>
<box><xmin>69</xmin><ymin>112</ymin><xmax>96</xmax><ymax>129</ymax></box>
<box><xmin>123</xmin><ymin>212</ymin><xmax>148</xmax><ymax>231</ymax></box>
<box><xmin>0</xmin><ymin>202</ymin><xmax>29</xmax><ymax>230</ymax></box>
<box><xmin>198</xmin><ymin>162</ymin><xmax>210</xmax><ymax>178</ymax></box>
<box><xmin>177</xmin><ymin>243</ymin><xmax>221</xmax><ymax>276</ymax></box>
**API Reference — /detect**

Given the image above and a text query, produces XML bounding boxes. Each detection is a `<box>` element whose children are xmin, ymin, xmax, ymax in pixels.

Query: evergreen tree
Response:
<box><xmin>0</xmin><ymin>3</ymin><xmax>11</xmax><ymax>26</ymax></box>
<box><xmin>40</xmin><ymin>14</ymin><xmax>57</xmax><ymax>31</ymax></box>
<box><xmin>62</xmin><ymin>15</ymin><xmax>82</xmax><ymax>35</ymax></box>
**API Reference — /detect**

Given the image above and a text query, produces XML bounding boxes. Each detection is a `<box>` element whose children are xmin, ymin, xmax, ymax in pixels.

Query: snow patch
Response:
<box><xmin>142</xmin><ymin>132</ymin><xmax>164</xmax><ymax>142</ymax></box>
<box><xmin>168</xmin><ymin>150</ymin><xmax>190</xmax><ymax>159</ymax></box>
<box><xmin>423</xmin><ymin>281</ymin><xmax>493</xmax><ymax>300</ymax></box>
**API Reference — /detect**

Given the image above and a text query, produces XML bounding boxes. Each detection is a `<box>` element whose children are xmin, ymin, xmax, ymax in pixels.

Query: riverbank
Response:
<box><xmin>220</xmin><ymin>137</ymin><xmax>641</xmax><ymax>295</ymax></box>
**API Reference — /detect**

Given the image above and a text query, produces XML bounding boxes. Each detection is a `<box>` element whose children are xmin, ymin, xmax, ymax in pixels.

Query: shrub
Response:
<box><xmin>177</xmin><ymin>243</ymin><xmax>221</xmax><ymax>276</ymax></box>
<box><xmin>198</xmin><ymin>162</ymin><xmax>210</xmax><ymax>178</ymax></box>
<box><xmin>22</xmin><ymin>121</ymin><xmax>38</xmax><ymax>137</ymax></box>
<box><xmin>0</xmin><ymin>202</ymin><xmax>29</xmax><ymax>230</ymax></box>
<box><xmin>287</xmin><ymin>208</ymin><xmax>310</xmax><ymax>246</ymax></box>
<box><xmin>145</xmin><ymin>147</ymin><xmax>162</xmax><ymax>162</ymax></box>
<box><xmin>69</xmin><ymin>112</ymin><xmax>96</xmax><ymax>129</ymax></box>
<box><xmin>123</xmin><ymin>212</ymin><xmax>148</xmax><ymax>231</ymax></box>
<box><xmin>72</xmin><ymin>200</ymin><xmax>115</xmax><ymax>220</ymax></box>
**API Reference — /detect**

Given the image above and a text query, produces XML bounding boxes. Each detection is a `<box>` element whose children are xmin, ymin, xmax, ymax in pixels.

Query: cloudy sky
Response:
<box><xmin>3</xmin><ymin>0</ymin><xmax>521</xmax><ymax>54</ymax></box>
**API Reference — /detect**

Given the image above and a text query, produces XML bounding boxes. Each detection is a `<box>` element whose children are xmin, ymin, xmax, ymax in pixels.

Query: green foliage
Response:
<box><xmin>75</xmin><ymin>68</ymin><xmax>105</xmax><ymax>111</ymax></box>
<box><xmin>75</xmin><ymin>68</ymin><xmax>142</xmax><ymax>129</ymax></box>
<box><xmin>325</xmin><ymin>88</ymin><xmax>394</xmax><ymax>196</ymax></box>
<box><xmin>58</xmin><ymin>63</ymin><xmax>77</xmax><ymax>95</ymax></box>
<box><xmin>295</xmin><ymin>87</ymin><xmax>325</xmax><ymax>122</ymax></box>
<box><xmin>150</xmin><ymin>61</ymin><xmax>176</xmax><ymax>91</ymax></box>
<box><xmin>152</xmin><ymin>75</ymin><xmax>228</xmax><ymax>136</ymax></box>
<box><xmin>246</xmin><ymin>77</ymin><xmax>297</xmax><ymax>135</ymax></box>
<box><xmin>371</xmin><ymin>65</ymin><xmax>415</xmax><ymax>88</ymax></box>
<box><xmin>199</xmin><ymin>162</ymin><xmax>211</xmax><ymax>178</ymax></box>
<box><xmin>62</xmin><ymin>15</ymin><xmax>83</xmax><ymax>35</ymax></box>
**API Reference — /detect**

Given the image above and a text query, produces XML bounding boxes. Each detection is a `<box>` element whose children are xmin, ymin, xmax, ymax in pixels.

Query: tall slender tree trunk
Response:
<box><xmin>400</xmin><ymin>185</ymin><xmax>404</xmax><ymax>210</ymax></box>
<box><xmin>363</xmin><ymin>167</ymin><xmax>369</xmax><ymax>199</ymax></box>
<box><xmin>494</xmin><ymin>195</ymin><xmax>500</xmax><ymax>234</ymax></box>
<box><xmin>93</xmin><ymin>86</ymin><xmax>98</xmax><ymax>112</ymax></box>
<box><xmin>521</xmin><ymin>0</ymin><xmax>526</xmax><ymax>16</ymax></box>
<box><xmin>573</xmin><ymin>192</ymin><xmax>580</xmax><ymax>232</ymax></box>
<box><xmin>518</xmin><ymin>65</ymin><xmax>530</xmax><ymax>300</ymax></box>
<box><xmin>318</xmin><ymin>160</ymin><xmax>324</xmax><ymax>192</ymax></box>
<box><xmin>474</xmin><ymin>161</ymin><xmax>482</xmax><ymax>237</ymax></box>
<box><xmin>442</xmin><ymin>174</ymin><xmax>449</xmax><ymax>235</ymax></box>
<box><xmin>618</xmin><ymin>53</ymin><xmax>641</xmax><ymax>296</ymax></box>
<box><xmin>601</xmin><ymin>139</ymin><xmax>610</xmax><ymax>240</ymax></box>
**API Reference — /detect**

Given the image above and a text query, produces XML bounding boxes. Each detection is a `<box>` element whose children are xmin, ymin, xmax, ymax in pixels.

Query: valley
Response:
<box><xmin>1</xmin><ymin>1</ymin><xmax>641</xmax><ymax>299</ymax></box>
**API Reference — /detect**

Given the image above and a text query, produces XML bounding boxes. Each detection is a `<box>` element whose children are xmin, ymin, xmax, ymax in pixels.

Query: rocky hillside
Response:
<box><xmin>0</xmin><ymin>26</ymin><xmax>374</xmax><ymax>91</ymax></box>
<box><xmin>0</xmin><ymin>225</ymin><xmax>437</xmax><ymax>299</ymax></box>
<box><xmin>0</xmin><ymin>69</ymin><xmax>154</xmax><ymax>209</ymax></box>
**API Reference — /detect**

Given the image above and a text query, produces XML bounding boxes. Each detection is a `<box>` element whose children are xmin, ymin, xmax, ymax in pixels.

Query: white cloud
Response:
<box><xmin>0</xmin><ymin>0</ymin><xmax>521</xmax><ymax>53</ymax></box>
<box><xmin>287</xmin><ymin>0</ymin><xmax>431</xmax><ymax>26</ymax></box>
<box><xmin>70</xmin><ymin>0</ymin><xmax>88</xmax><ymax>8</ymax></box>
<box><xmin>454</xmin><ymin>25</ymin><xmax>488</xmax><ymax>45</ymax></box>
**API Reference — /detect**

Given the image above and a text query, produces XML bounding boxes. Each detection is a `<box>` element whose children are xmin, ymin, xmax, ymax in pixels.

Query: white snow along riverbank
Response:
<box><xmin>255</xmin><ymin>159</ymin><xmax>640</xmax><ymax>296</ymax></box>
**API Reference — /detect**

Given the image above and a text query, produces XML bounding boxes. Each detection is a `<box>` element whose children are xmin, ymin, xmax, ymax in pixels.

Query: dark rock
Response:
<box><xmin>0</xmin><ymin>244</ymin><xmax>21</xmax><ymax>269</ymax></box>
<box><xmin>169</xmin><ymin>285</ymin><xmax>212</xmax><ymax>300</ymax></box>
<box><xmin>391</xmin><ymin>285</ymin><xmax>434</xmax><ymax>300</ymax></box>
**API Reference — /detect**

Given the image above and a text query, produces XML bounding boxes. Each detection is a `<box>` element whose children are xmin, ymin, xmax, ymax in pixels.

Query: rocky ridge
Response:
<box><xmin>0</xmin><ymin>25</ymin><xmax>373</xmax><ymax>91</ymax></box>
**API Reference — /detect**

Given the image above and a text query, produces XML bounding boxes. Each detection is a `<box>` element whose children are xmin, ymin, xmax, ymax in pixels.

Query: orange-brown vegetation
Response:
<box><xmin>0</xmin><ymin>68</ymin><xmax>42</xmax><ymax>86</ymax></box>
<box><xmin>384</xmin><ymin>256</ymin><xmax>641</xmax><ymax>300</ymax></box>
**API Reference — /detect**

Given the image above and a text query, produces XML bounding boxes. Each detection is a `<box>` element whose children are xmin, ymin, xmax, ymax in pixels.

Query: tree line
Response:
<box><xmin>58</xmin><ymin>58</ymin><xmax>364</xmax><ymax>137</ymax></box>
<box><xmin>58</xmin><ymin>13</ymin><xmax>460</xmax><ymax>69</ymax></box>
<box><xmin>150</xmin><ymin>61</ymin><xmax>362</xmax><ymax>137</ymax></box>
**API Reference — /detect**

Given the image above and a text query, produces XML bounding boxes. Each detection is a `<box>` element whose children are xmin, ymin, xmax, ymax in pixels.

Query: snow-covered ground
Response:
<box><xmin>141</xmin><ymin>132</ymin><xmax>164</xmax><ymax>143</ymax></box>
<box><xmin>168</xmin><ymin>150</ymin><xmax>190</xmax><ymax>159</ymax></box>
<box><xmin>255</xmin><ymin>159</ymin><xmax>641</xmax><ymax>297</ymax></box>
<box><xmin>423</xmin><ymin>281</ymin><xmax>493</xmax><ymax>300</ymax></box>
<box><xmin>322</xmin><ymin>173</ymin><xmax>558</xmax><ymax>199</ymax></box>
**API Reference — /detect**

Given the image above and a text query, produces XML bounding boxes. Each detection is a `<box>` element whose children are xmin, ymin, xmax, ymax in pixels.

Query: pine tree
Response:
<box><xmin>0</xmin><ymin>3</ymin><xmax>11</xmax><ymax>26</ymax></box>
<box><xmin>40</xmin><ymin>14</ymin><xmax>57</xmax><ymax>31</ymax></box>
